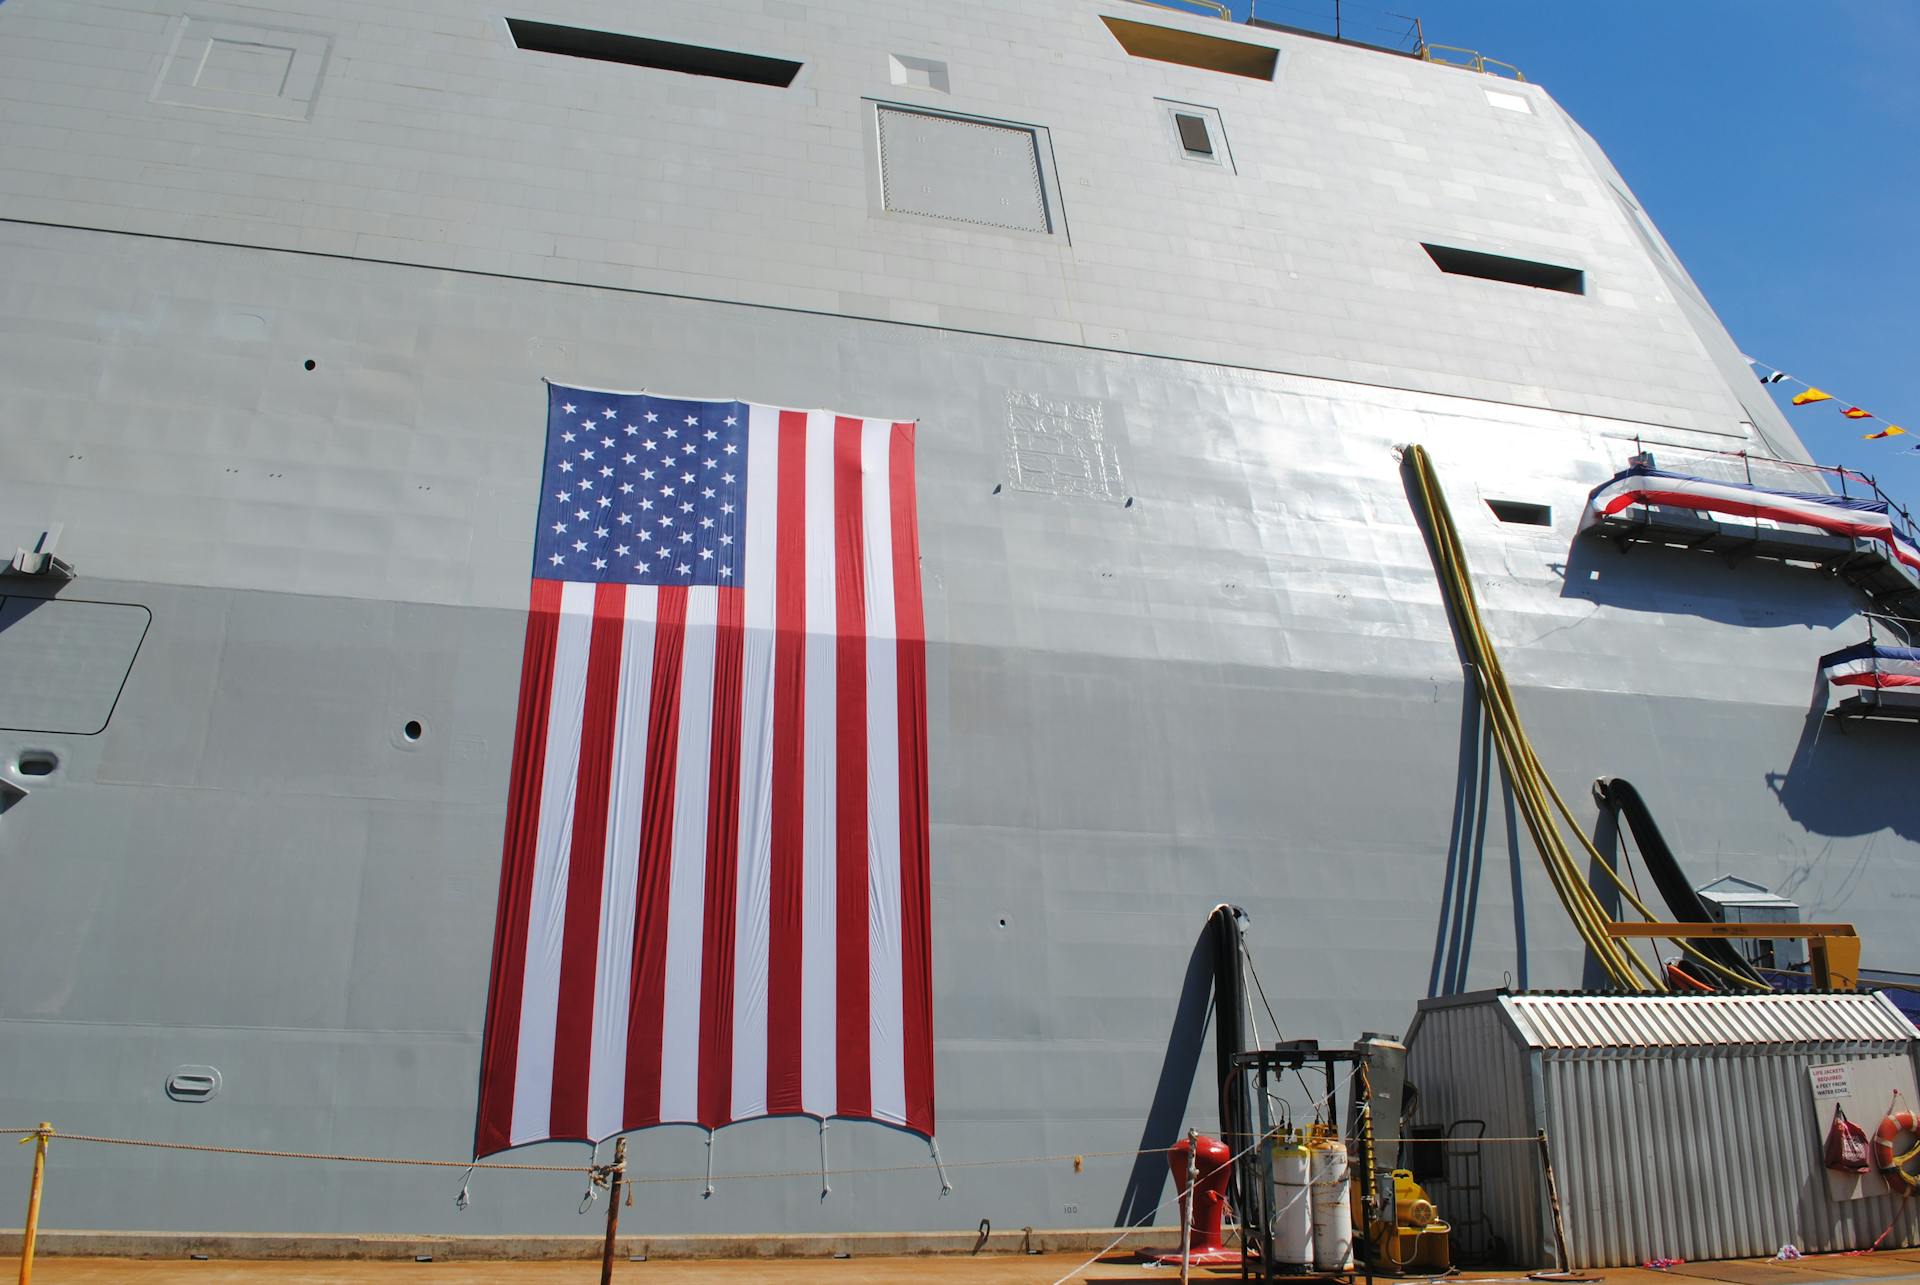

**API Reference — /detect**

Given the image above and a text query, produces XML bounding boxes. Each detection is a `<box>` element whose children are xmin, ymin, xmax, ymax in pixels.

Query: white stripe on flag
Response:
<box><xmin>660</xmin><ymin>588</ymin><xmax>718</xmax><ymax>1123</ymax></box>
<box><xmin>512</xmin><ymin>579</ymin><xmax>596</xmax><ymax>1145</ymax></box>
<box><xmin>861</xmin><ymin>419</ymin><xmax>907</xmax><ymax>1127</ymax></box>
<box><xmin>731</xmin><ymin>401</ymin><xmax>782</xmax><ymax>1121</ymax></box>
<box><xmin>801</xmin><ymin>411</ymin><xmax>839</xmax><ymax>1117</ymax></box>
<box><xmin>586</xmin><ymin>586</ymin><xmax>658</xmax><ymax>1141</ymax></box>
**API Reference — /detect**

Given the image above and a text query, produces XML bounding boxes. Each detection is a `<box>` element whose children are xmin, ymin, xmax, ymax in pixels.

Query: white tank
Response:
<box><xmin>1271</xmin><ymin>1139</ymin><xmax>1314</xmax><ymax>1268</ymax></box>
<box><xmin>1309</xmin><ymin>1143</ymin><xmax>1353</xmax><ymax>1271</ymax></box>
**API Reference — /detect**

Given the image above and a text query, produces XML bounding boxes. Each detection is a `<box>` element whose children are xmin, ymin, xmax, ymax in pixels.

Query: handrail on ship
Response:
<box><xmin>1124</xmin><ymin>0</ymin><xmax>1445</xmax><ymax>64</ymax></box>
<box><xmin>1250</xmin><ymin>2</ymin><xmax>1427</xmax><ymax>57</ymax></box>
<box><xmin>1612</xmin><ymin>436</ymin><xmax>1920</xmax><ymax>546</ymax></box>
<box><xmin>1419</xmin><ymin>43</ymin><xmax>1525</xmax><ymax>80</ymax></box>
<box><xmin>1128</xmin><ymin>0</ymin><xmax>1233</xmax><ymax>20</ymax></box>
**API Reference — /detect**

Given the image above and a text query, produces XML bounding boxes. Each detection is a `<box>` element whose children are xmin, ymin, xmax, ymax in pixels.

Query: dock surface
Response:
<box><xmin>9</xmin><ymin>1249</ymin><xmax>1920</xmax><ymax>1283</ymax></box>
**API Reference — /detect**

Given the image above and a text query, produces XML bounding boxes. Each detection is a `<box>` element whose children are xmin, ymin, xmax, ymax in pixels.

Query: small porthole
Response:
<box><xmin>1174</xmin><ymin>112</ymin><xmax>1213</xmax><ymax>157</ymax></box>
<box><xmin>303</xmin><ymin>359</ymin><xmax>317</xmax><ymax>371</ymax></box>
<box><xmin>1157</xmin><ymin>99</ymin><xmax>1231</xmax><ymax>170</ymax></box>
<box><xmin>16</xmin><ymin>751</ymin><xmax>57</xmax><ymax>777</ymax></box>
<box><xmin>1487</xmin><ymin>499</ymin><xmax>1552</xmax><ymax>527</ymax></box>
<box><xmin>402</xmin><ymin>720</ymin><xmax>424</xmax><ymax>742</ymax></box>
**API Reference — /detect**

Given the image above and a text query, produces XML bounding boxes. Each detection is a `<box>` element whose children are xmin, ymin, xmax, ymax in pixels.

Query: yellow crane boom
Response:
<box><xmin>1603</xmin><ymin>923</ymin><xmax>1860</xmax><ymax>990</ymax></box>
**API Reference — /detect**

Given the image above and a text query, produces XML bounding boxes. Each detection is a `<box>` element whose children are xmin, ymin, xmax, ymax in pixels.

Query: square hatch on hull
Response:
<box><xmin>151</xmin><ymin>17</ymin><xmax>331</xmax><ymax>122</ymax></box>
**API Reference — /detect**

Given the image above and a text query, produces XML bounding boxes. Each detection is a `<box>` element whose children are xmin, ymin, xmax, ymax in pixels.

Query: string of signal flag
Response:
<box><xmin>1745</xmin><ymin>355</ymin><xmax>1911</xmax><ymax>446</ymax></box>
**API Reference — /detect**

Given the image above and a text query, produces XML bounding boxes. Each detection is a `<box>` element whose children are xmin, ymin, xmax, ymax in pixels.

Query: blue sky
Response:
<box><xmin>1231</xmin><ymin>1</ymin><xmax>1917</xmax><ymax>496</ymax></box>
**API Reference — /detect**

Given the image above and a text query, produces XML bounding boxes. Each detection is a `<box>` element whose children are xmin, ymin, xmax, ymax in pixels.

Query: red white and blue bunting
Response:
<box><xmin>1820</xmin><ymin>642</ymin><xmax>1920</xmax><ymax>692</ymax></box>
<box><xmin>1582</xmin><ymin>465</ymin><xmax>1920</xmax><ymax>572</ymax></box>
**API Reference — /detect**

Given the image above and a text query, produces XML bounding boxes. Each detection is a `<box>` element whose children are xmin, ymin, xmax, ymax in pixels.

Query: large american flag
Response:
<box><xmin>475</xmin><ymin>384</ymin><xmax>933</xmax><ymax>1155</ymax></box>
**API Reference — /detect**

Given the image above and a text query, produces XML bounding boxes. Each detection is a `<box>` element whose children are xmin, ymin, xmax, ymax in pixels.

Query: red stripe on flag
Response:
<box><xmin>549</xmin><ymin>583</ymin><xmax>628</xmax><ymax>1140</ymax></box>
<box><xmin>889</xmin><ymin>423</ymin><xmax>935</xmax><ymax>1136</ymax></box>
<box><xmin>767</xmin><ymin>410</ymin><xmax>809</xmax><ymax>1115</ymax></box>
<box><xmin>698</xmin><ymin>586</ymin><xmax>746</xmax><ymax>1129</ymax></box>
<box><xmin>475</xmin><ymin>577</ymin><xmax>564</xmax><ymax>1156</ymax></box>
<box><xmin>832</xmin><ymin>416</ymin><xmax>872</xmax><ymax>1118</ymax></box>
<box><xmin>623</xmin><ymin>586</ymin><xmax>688</xmax><ymax>1129</ymax></box>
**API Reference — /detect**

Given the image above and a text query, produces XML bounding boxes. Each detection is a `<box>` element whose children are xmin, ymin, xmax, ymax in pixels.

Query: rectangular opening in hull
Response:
<box><xmin>1422</xmin><ymin>243</ymin><xmax>1584</xmax><ymax>294</ymax></box>
<box><xmin>1487</xmin><ymin>499</ymin><xmax>1552</xmax><ymax>526</ymax></box>
<box><xmin>1099</xmin><ymin>16</ymin><xmax>1279</xmax><ymax>80</ymax></box>
<box><xmin>505</xmin><ymin>19</ymin><xmax>801</xmax><ymax>87</ymax></box>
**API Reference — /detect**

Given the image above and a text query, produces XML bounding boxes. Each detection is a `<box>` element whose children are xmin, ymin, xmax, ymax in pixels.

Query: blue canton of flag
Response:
<box><xmin>533</xmin><ymin>386</ymin><xmax>750</xmax><ymax>586</ymax></box>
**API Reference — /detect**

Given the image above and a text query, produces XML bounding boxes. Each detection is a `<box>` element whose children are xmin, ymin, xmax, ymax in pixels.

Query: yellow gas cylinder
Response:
<box><xmin>1391</xmin><ymin>1169</ymin><xmax>1434</xmax><ymax>1229</ymax></box>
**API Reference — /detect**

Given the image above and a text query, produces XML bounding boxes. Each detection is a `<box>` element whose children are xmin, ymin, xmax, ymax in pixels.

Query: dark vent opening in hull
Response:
<box><xmin>15</xmin><ymin>751</ymin><xmax>58</xmax><ymax>776</ymax></box>
<box><xmin>505</xmin><ymin>19</ymin><xmax>801</xmax><ymax>87</ymax></box>
<box><xmin>1487</xmin><ymin>499</ymin><xmax>1552</xmax><ymax>526</ymax></box>
<box><xmin>1422</xmin><ymin>243</ymin><xmax>1585</xmax><ymax>294</ymax></box>
<box><xmin>1099</xmin><ymin>16</ymin><xmax>1279</xmax><ymax>80</ymax></box>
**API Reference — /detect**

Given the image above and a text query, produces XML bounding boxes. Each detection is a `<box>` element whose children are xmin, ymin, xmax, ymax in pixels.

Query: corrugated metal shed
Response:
<box><xmin>1503</xmin><ymin>992</ymin><xmax>1916</xmax><ymax>1049</ymax></box>
<box><xmin>1405</xmin><ymin>990</ymin><xmax>1920</xmax><ymax>1268</ymax></box>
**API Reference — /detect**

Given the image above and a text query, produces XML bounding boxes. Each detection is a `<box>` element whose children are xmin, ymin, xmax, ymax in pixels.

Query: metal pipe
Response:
<box><xmin>1181</xmin><ymin>1127</ymin><xmax>1197</xmax><ymax>1285</ymax></box>
<box><xmin>16</xmin><ymin>1124</ymin><xmax>51</xmax><ymax>1285</ymax></box>
<box><xmin>1210</xmin><ymin>906</ymin><xmax>1252</xmax><ymax>1228</ymax></box>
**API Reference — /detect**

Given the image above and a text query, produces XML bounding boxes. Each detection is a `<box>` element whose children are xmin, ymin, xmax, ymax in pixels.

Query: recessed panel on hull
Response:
<box><xmin>0</xmin><ymin>597</ymin><xmax>150</xmax><ymax>735</ymax></box>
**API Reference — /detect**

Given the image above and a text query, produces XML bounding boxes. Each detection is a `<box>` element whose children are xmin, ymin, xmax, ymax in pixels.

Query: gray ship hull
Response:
<box><xmin>0</xmin><ymin>0</ymin><xmax>1911</xmax><ymax>1239</ymax></box>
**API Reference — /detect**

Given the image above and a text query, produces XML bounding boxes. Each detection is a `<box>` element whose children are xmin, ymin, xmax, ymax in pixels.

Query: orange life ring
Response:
<box><xmin>1873</xmin><ymin>1111</ymin><xmax>1920</xmax><ymax>1187</ymax></box>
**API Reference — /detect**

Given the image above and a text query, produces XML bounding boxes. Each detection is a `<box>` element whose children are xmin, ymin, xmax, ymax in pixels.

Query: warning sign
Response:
<box><xmin>1811</xmin><ymin>1056</ymin><xmax>1920</xmax><ymax>1202</ymax></box>
<box><xmin>1811</xmin><ymin>1064</ymin><xmax>1854</xmax><ymax>1101</ymax></box>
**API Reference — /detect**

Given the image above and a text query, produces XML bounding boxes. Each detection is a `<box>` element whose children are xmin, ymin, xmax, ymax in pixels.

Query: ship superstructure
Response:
<box><xmin>0</xmin><ymin>0</ymin><xmax>1908</xmax><ymax>1239</ymax></box>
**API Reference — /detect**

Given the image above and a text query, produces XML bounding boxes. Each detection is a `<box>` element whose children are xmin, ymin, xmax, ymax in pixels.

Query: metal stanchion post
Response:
<box><xmin>599</xmin><ymin>1136</ymin><xmax>626</xmax><ymax>1285</ymax></box>
<box><xmin>1181</xmin><ymin>1127</ymin><xmax>1197</xmax><ymax>1285</ymax></box>
<box><xmin>16</xmin><ymin>1123</ymin><xmax>51</xmax><ymax>1285</ymax></box>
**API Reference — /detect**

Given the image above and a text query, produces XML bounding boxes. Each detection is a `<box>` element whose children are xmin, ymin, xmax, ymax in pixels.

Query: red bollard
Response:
<box><xmin>1152</xmin><ymin>1134</ymin><xmax>1240</xmax><ymax>1267</ymax></box>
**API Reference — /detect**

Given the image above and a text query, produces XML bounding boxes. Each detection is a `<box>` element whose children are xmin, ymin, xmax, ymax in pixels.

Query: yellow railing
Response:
<box><xmin>1128</xmin><ymin>0</ymin><xmax>1234</xmax><ymax>19</ymax></box>
<box><xmin>1419</xmin><ymin>43</ymin><xmax>1526</xmax><ymax>81</ymax></box>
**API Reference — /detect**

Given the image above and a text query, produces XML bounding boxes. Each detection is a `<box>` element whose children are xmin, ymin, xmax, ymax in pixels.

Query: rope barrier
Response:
<box><xmin>7</xmin><ymin>1117</ymin><xmax>1577</xmax><ymax>1278</ymax></box>
<box><xmin>0</xmin><ymin>1125</ymin><xmax>1553</xmax><ymax>1180</ymax></box>
<box><xmin>12</xmin><ymin>1130</ymin><xmax>590</xmax><ymax>1173</ymax></box>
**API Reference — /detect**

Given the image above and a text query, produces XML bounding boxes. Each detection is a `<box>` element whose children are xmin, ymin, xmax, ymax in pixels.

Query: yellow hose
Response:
<box><xmin>1402</xmin><ymin>445</ymin><xmax>1766</xmax><ymax>992</ymax></box>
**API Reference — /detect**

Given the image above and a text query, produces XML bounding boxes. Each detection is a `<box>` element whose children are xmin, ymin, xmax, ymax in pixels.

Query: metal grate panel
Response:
<box><xmin>876</xmin><ymin>106</ymin><xmax>1050</xmax><ymax>233</ymax></box>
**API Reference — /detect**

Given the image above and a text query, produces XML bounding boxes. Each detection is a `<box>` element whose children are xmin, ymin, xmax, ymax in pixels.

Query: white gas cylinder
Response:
<box><xmin>1271</xmin><ymin>1138</ymin><xmax>1313</xmax><ymax>1268</ymax></box>
<box><xmin>1309</xmin><ymin>1143</ymin><xmax>1353</xmax><ymax>1271</ymax></box>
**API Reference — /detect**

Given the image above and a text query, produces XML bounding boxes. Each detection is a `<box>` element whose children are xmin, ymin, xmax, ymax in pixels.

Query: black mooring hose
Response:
<box><xmin>1593</xmin><ymin>778</ymin><xmax>1765</xmax><ymax>987</ymax></box>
